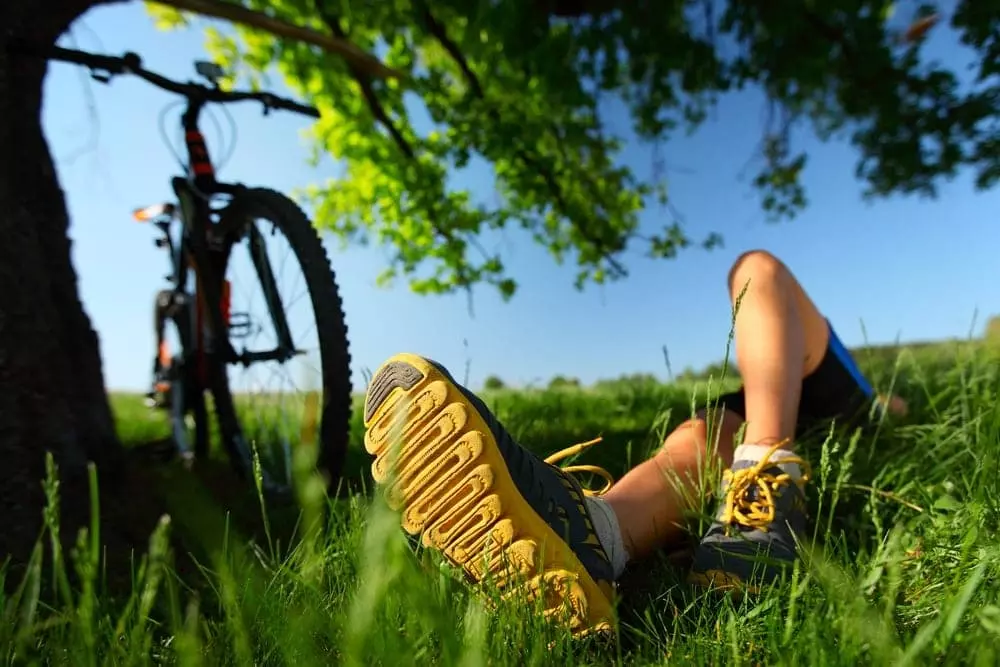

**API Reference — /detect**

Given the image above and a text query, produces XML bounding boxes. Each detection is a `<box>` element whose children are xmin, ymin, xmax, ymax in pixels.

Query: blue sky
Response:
<box><xmin>46</xmin><ymin>4</ymin><xmax>1000</xmax><ymax>392</ymax></box>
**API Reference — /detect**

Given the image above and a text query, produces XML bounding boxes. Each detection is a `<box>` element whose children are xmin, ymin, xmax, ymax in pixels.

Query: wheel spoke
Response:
<box><xmin>206</xmin><ymin>191</ymin><xmax>349</xmax><ymax>493</ymax></box>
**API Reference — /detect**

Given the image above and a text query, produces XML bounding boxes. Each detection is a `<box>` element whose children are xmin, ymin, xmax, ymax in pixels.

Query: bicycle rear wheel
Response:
<box><xmin>154</xmin><ymin>292</ymin><xmax>209</xmax><ymax>462</ymax></box>
<box><xmin>207</xmin><ymin>187</ymin><xmax>352</xmax><ymax>494</ymax></box>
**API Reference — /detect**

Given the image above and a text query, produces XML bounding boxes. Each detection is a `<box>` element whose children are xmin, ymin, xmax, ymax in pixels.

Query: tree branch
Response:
<box><xmin>416</xmin><ymin>2</ymin><xmax>628</xmax><ymax>277</ymax></box>
<box><xmin>799</xmin><ymin>8</ymin><xmax>901</xmax><ymax>96</ymax></box>
<box><xmin>309</xmin><ymin>2</ymin><xmax>482</xmax><ymax>286</ymax></box>
<box><xmin>147</xmin><ymin>0</ymin><xmax>404</xmax><ymax>81</ymax></box>
<box><xmin>312</xmin><ymin>5</ymin><xmax>416</xmax><ymax>160</ymax></box>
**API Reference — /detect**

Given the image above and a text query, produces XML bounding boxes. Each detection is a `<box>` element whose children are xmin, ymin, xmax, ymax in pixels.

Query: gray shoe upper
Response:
<box><xmin>693</xmin><ymin>458</ymin><xmax>809</xmax><ymax>581</ymax></box>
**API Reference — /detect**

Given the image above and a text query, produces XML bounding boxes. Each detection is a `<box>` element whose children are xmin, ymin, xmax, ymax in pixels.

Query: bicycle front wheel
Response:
<box><xmin>209</xmin><ymin>187</ymin><xmax>352</xmax><ymax>494</ymax></box>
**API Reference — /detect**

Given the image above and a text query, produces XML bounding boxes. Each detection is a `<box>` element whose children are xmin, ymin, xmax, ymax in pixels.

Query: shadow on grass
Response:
<box><xmin>109</xmin><ymin>440</ymin><xmax>300</xmax><ymax>578</ymax></box>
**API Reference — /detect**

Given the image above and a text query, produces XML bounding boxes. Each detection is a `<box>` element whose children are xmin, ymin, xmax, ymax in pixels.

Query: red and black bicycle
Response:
<box><xmin>42</xmin><ymin>46</ymin><xmax>353</xmax><ymax>495</ymax></box>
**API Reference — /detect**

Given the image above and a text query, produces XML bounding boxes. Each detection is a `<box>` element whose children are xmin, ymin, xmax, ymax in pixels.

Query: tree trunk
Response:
<box><xmin>0</xmin><ymin>0</ymin><xmax>123</xmax><ymax>567</ymax></box>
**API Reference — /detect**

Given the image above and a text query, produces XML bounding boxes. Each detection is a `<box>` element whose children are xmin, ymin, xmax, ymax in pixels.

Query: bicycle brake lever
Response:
<box><xmin>90</xmin><ymin>71</ymin><xmax>112</xmax><ymax>84</ymax></box>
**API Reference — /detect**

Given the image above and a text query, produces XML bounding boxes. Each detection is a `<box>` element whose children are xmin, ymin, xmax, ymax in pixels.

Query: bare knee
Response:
<box><xmin>663</xmin><ymin>416</ymin><xmax>710</xmax><ymax>449</ymax></box>
<box><xmin>728</xmin><ymin>249</ymin><xmax>829</xmax><ymax>371</ymax></box>
<box><xmin>660</xmin><ymin>409</ymin><xmax>743</xmax><ymax>463</ymax></box>
<box><xmin>727</xmin><ymin>249</ymin><xmax>787</xmax><ymax>299</ymax></box>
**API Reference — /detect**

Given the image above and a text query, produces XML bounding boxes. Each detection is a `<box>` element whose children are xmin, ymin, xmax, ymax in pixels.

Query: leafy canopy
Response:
<box><xmin>147</xmin><ymin>1</ymin><xmax>996</xmax><ymax>299</ymax></box>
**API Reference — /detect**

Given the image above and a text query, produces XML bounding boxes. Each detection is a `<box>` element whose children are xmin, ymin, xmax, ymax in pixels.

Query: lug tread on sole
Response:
<box><xmin>363</xmin><ymin>360</ymin><xmax>597</xmax><ymax>633</ymax></box>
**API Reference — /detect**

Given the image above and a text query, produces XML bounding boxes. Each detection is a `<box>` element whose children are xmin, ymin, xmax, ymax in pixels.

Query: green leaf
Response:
<box><xmin>145</xmin><ymin>0</ymin><xmax>1000</xmax><ymax>299</ymax></box>
<box><xmin>144</xmin><ymin>2</ymin><xmax>190</xmax><ymax>30</ymax></box>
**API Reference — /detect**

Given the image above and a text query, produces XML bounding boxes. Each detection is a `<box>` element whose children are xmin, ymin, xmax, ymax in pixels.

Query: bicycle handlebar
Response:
<box><xmin>47</xmin><ymin>46</ymin><xmax>320</xmax><ymax>119</ymax></box>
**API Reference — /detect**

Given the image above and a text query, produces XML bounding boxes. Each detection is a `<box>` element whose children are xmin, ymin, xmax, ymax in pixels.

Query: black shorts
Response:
<box><xmin>715</xmin><ymin>321</ymin><xmax>879</xmax><ymax>439</ymax></box>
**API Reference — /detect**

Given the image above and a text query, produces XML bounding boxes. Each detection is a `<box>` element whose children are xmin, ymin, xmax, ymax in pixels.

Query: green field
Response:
<box><xmin>5</xmin><ymin>340</ymin><xmax>1000</xmax><ymax>665</ymax></box>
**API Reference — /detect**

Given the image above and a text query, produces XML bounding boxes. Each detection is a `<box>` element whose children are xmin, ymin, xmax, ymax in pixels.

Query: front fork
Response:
<box><xmin>186</xmin><ymin>216</ymin><xmax>258</xmax><ymax>476</ymax></box>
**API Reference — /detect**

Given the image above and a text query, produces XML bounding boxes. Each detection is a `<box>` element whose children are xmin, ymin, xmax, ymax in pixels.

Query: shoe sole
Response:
<box><xmin>363</xmin><ymin>353</ymin><xmax>614</xmax><ymax>636</ymax></box>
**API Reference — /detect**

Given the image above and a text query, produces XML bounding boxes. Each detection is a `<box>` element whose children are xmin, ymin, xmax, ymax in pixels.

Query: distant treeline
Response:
<box><xmin>482</xmin><ymin>316</ymin><xmax>1000</xmax><ymax>392</ymax></box>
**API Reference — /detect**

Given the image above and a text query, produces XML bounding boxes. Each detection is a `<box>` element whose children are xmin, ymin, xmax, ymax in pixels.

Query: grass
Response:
<box><xmin>4</xmin><ymin>339</ymin><xmax>1000</xmax><ymax>665</ymax></box>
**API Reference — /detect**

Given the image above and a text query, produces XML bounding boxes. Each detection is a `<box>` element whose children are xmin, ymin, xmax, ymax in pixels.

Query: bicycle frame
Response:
<box><xmin>168</xmin><ymin>97</ymin><xmax>301</xmax><ymax>389</ymax></box>
<box><xmin>21</xmin><ymin>43</ymin><xmax>343</xmax><ymax>487</ymax></box>
<box><xmin>15</xmin><ymin>43</ymin><xmax>310</xmax><ymax>383</ymax></box>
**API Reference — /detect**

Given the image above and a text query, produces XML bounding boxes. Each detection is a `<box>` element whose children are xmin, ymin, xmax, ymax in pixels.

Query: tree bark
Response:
<box><xmin>0</xmin><ymin>0</ymin><xmax>122</xmax><ymax>566</ymax></box>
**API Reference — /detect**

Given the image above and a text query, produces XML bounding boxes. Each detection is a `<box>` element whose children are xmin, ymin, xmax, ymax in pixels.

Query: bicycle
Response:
<box><xmin>38</xmin><ymin>46</ymin><xmax>353</xmax><ymax>495</ymax></box>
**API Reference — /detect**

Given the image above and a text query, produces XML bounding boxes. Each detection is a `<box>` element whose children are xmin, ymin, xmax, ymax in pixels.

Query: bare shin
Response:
<box><xmin>603</xmin><ymin>250</ymin><xmax>830</xmax><ymax>558</ymax></box>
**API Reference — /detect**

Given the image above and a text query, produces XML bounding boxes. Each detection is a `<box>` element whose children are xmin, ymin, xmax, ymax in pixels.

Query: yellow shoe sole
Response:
<box><xmin>363</xmin><ymin>352</ymin><xmax>615</xmax><ymax>637</ymax></box>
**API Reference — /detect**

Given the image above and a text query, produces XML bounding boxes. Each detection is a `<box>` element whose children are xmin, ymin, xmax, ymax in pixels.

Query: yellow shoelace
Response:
<box><xmin>544</xmin><ymin>436</ymin><xmax>615</xmax><ymax>497</ymax></box>
<box><xmin>720</xmin><ymin>441</ymin><xmax>812</xmax><ymax>532</ymax></box>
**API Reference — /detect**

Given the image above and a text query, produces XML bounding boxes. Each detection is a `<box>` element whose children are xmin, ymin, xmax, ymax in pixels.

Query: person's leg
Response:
<box><xmin>601</xmin><ymin>409</ymin><xmax>741</xmax><ymax>559</ymax></box>
<box><xmin>687</xmin><ymin>251</ymin><xmax>841</xmax><ymax>587</ymax></box>
<box><xmin>360</xmin><ymin>250</ymin><xmax>896</xmax><ymax>634</ymax></box>
<box><xmin>727</xmin><ymin>250</ymin><xmax>830</xmax><ymax>445</ymax></box>
<box><xmin>603</xmin><ymin>250</ymin><xmax>831</xmax><ymax>560</ymax></box>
